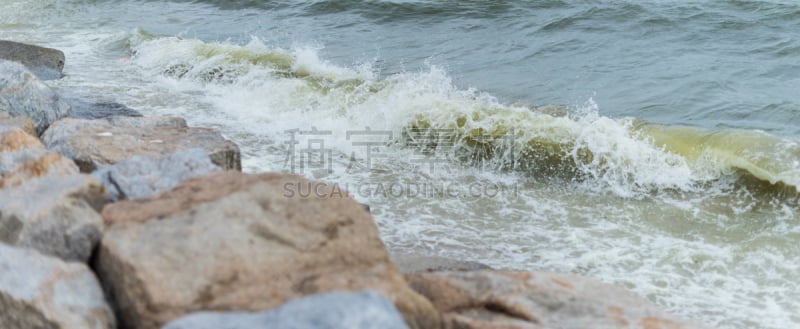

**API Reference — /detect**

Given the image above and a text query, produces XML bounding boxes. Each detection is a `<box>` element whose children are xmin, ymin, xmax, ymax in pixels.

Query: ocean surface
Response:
<box><xmin>2</xmin><ymin>1</ymin><xmax>799</xmax><ymax>328</ymax></box>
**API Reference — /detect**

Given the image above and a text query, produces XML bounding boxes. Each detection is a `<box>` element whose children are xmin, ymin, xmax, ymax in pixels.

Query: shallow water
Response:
<box><xmin>2</xmin><ymin>1</ymin><xmax>799</xmax><ymax>328</ymax></box>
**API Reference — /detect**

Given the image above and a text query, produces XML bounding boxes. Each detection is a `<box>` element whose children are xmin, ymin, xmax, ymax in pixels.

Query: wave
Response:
<box><xmin>637</xmin><ymin>123</ymin><xmax>800</xmax><ymax>192</ymax></box>
<box><xmin>126</xmin><ymin>31</ymin><xmax>800</xmax><ymax>197</ymax></box>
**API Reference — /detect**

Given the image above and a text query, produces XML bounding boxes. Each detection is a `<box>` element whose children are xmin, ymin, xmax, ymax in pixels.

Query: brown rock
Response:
<box><xmin>0</xmin><ymin>128</ymin><xmax>42</xmax><ymax>152</ymax></box>
<box><xmin>95</xmin><ymin>171</ymin><xmax>439</xmax><ymax>329</ymax></box>
<box><xmin>1</xmin><ymin>129</ymin><xmax>79</xmax><ymax>188</ymax></box>
<box><xmin>0</xmin><ymin>152</ymin><xmax>79</xmax><ymax>188</ymax></box>
<box><xmin>42</xmin><ymin>116</ymin><xmax>241</xmax><ymax>172</ymax></box>
<box><xmin>405</xmin><ymin>270</ymin><xmax>712</xmax><ymax>329</ymax></box>
<box><xmin>0</xmin><ymin>112</ymin><xmax>36</xmax><ymax>135</ymax></box>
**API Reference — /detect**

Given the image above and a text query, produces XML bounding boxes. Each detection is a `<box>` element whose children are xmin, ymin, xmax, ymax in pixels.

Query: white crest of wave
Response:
<box><xmin>570</xmin><ymin>100</ymin><xmax>695</xmax><ymax>197</ymax></box>
<box><xmin>129</xmin><ymin>33</ymin><xmax>697</xmax><ymax>197</ymax></box>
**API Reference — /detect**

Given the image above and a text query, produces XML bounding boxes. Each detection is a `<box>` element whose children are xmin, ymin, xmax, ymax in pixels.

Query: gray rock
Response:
<box><xmin>0</xmin><ymin>40</ymin><xmax>65</xmax><ymax>80</ymax></box>
<box><xmin>104</xmin><ymin>115</ymin><xmax>188</xmax><ymax>128</ymax></box>
<box><xmin>63</xmin><ymin>97</ymin><xmax>142</xmax><ymax>119</ymax></box>
<box><xmin>0</xmin><ymin>60</ymin><xmax>70</xmax><ymax>135</ymax></box>
<box><xmin>0</xmin><ymin>175</ymin><xmax>107</xmax><ymax>262</ymax></box>
<box><xmin>42</xmin><ymin>116</ymin><xmax>241</xmax><ymax>172</ymax></box>
<box><xmin>0</xmin><ymin>243</ymin><xmax>115</xmax><ymax>329</ymax></box>
<box><xmin>162</xmin><ymin>291</ymin><xmax>410</xmax><ymax>329</ymax></box>
<box><xmin>92</xmin><ymin>149</ymin><xmax>221</xmax><ymax>201</ymax></box>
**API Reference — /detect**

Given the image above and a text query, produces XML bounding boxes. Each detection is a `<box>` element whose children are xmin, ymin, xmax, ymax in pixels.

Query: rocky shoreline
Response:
<box><xmin>0</xmin><ymin>40</ymin><xmax>713</xmax><ymax>329</ymax></box>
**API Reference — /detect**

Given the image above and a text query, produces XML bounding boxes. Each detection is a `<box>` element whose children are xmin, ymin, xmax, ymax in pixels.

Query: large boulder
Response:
<box><xmin>61</xmin><ymin>96</ymin><xmax>142</xmax><ymax>119</ymax></box>
<box><xmin>0</xmin><ymin>129</ymin><xmax>79</xmax><ymax>188</ymax></box>
<box><xmin>0</xmin><ymin>60</ymin><xmax>71</xmax><ymax>134</ymax></box>
<box><xmin>92</xmin><ymin>149</ymin><xmax>221</xmax><ymax>201</ymax></box>
<box><xmin>0</xmin><ymin>174</ymin><xmax>107</xmax><ymax>262</ymax></box>
<box><xmin>95</xmin><ymin>171</ymin><xmax>439</xmax><ymax>329</ymax></box>
<box><xmin>42</xmin><ymin>116</ymin><xmax>241</xmax><ymax>172</ymax></box>
<box><xmin>0</xmin><ymin>243</ymin><xmax>115</xmax><ymax>329</ymax></box>
<box><xmin>405</xmin><ymin>270</ymin><xmax>712</xmax><ymax>329</ymax></box>
<box><xmin>162</xmin><ymin>291</ymin><xmax>410</xmax><ymax>329</ymax></box>
<box><xmin>0</xmin><ymin>40</ymin><xmax>65</xmax><ymax>80</ymax></box>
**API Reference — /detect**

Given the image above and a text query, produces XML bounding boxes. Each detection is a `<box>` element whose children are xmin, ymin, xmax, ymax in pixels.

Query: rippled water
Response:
<box><xmin>2</xmin><ymin>1</ymin><xmax>799</xmax><ymax>328</ymax></box>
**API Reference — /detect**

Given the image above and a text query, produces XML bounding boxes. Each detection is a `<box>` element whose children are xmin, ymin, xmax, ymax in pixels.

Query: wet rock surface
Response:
<box><xmin>0</xmin><ymin>40</ymin><xmax>65</xmax><ymax>80</ymax></box>
<box><xmin>62</xmin><ymin>97</ymin><xmax>142</xmax><ymax>120</ymax></box>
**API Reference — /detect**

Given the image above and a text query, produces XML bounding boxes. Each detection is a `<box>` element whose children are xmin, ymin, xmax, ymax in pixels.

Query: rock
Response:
<box><xmin>162</xmin><ymin>290</ymin><xmax>410</xmax><ymax>329</ymax></box>
<box><xmin>0</xmin><ymin>175</ymin><xmax>107</xmax><ymax>262</ymax></box>
<box><xmin>405</xmin><ymin>270</ymin><xmax>712</xmax><ymax>329</ymax></box>
<box><xmin>95</xmin><ymin>171</ymin><xmax>439</xmax><ymax>329</ymax></box>
<box><xmin>42</xmin><ymin>116</ymin><xmax>241</xmax><ymax>172</ymax></box>
<box><xmin>0</xmin><ymin>112</ymin><xmax>36</xmax><ymax>135</ymax></box>
<box><xmin>0</xmin><ymin>243</ymin><xmax>115</xmax><ymax>328</ymax></box>
<box><xmin>390</xmin><ymin>253</ymin><xmax>493</xmax><ymax>274</ymax></box>
<box><xmin>62</xmin><ymin>97</ymin><xmax>142</xmax><ymax>119</ymax></box>
<box><xmin>0</xmin><ymin>128</ymin><xmax>42</xmax><ymax>153</ymax></box>
<box><xmin>0</xmin><ymin>40</ymin><xmax>65</xmax><ymax>80</ymax></box>
<box><xmin>0</xmin><ymin>151</ymin><xmax>80</xmax><ymax>189</ymax></box>
<box><xmin>92</xmin><ymin>149</ymin><xmax>221</xmax><ymax>201</ymax></box>
<box><xmin>0</xmin><ymin>60</ymin><xmax>71</xmax><ymax>135</ymax></box>
<box><xmin>0</xmin><ymin>129</ymin><xmax>80</xmax><ymax>189</ymax></box>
